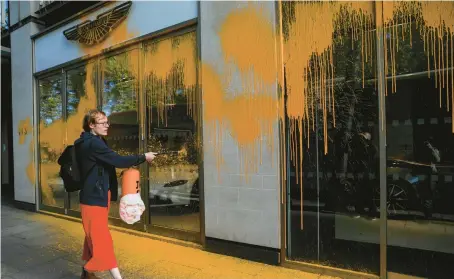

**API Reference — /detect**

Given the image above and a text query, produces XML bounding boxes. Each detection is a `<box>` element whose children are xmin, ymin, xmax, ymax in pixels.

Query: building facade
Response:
<box><xmin>6</xmin><ymin>1</ymin><xmax>454</xmax><ymax>279</ymax></box>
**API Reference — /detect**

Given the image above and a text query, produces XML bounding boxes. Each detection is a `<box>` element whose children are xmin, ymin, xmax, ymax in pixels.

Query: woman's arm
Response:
<box><xmin>91</xmin><ymin>138</ymin><xmax>146</xmax><ymax>168</ymax></box>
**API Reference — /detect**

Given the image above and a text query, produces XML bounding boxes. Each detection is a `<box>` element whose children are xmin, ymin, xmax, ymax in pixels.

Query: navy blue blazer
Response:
<box><xmin>74</xmin><ymin>132</ymin><xmax>146</xmax><ymax>207</ymax></box>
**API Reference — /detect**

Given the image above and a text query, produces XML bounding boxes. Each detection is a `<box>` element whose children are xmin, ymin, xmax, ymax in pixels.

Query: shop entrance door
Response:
<box><xmin>37</xmin><ymin>60</ymin><xmax>98</xmax><ymax>217</ymax></box>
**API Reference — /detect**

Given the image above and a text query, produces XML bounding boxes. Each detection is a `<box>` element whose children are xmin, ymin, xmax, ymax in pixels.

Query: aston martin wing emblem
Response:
<box><xmin>63</xmin><ymin>1</ymin><xmax>132</xmax><ymax>45</ymax></box>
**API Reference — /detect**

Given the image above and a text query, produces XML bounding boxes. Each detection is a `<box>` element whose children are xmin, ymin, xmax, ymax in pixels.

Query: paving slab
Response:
<box><xmin>1</xmin><ymin>264</ymin><xmax>21</xmax><ymax>278</ymax></box>
<box><xmin>11</xmin><ymin>258</ymin><xmax>81</xmax><ymax>279</ymax></box>
<box><xmin>2</xmin><ymin>245</ymin><xmax>66</xmax><ymax>272</ymax></box>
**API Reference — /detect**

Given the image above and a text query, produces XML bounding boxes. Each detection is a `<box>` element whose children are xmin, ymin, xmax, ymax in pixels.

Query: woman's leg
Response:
<box><xmin>81</xmin><ymin>201</ymin><xmax>117</xmax><ymax>273</ymax></box>
<box><xmin>80</xmin><ymin>205</ymin><xmax>93</xmax><ymax>278</ymax></box>
<box><xmin>109</xmin><ymin>267</ymin><xmax>122</xmax><ymax>279</ymax></box>
<box><xmin>106</xmin><ymin>191</ymin><xmax>122</xmax><ymax>279</ymax></box>
<box><xmin>82</xmin><ymin>236</ymin><xmax>92</xmax><ymax>262</ymax></box>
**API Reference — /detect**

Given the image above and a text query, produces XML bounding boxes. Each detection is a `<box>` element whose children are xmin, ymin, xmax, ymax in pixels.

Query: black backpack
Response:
<box><xmin>57</xmin><ymin>144</ymin><xmax>82</xmax><ymax>192</ymax></box>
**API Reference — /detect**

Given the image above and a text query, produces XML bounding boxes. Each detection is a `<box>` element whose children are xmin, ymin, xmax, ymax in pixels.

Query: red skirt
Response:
<box><xmin>80</xmin><ymin>191</ymin><xmax>117</xmax><ymax>272</ymax></box>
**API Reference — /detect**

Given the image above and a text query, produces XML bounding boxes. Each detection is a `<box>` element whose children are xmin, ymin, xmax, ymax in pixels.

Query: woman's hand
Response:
<box><xmin>145</xmin><ymin>152</ymin><xmax>157</xmax><ymax>163</ymax></box>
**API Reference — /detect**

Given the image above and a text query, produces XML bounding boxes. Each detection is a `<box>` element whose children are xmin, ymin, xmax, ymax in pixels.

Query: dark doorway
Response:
<box><xmin>2</xmin><ymin>47</ymin><xmax>14</xmax><ymax>201</ymax></box>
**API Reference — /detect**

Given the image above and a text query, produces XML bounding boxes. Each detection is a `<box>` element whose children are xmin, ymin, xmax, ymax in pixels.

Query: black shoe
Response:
<box><xmin>80</xmin><ymin>267</ymin><xmax>87</xmax><ymax>279</ymax></box>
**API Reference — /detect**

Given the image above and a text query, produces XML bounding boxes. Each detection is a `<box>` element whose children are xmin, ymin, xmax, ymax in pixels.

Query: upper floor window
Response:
<box><xmin>1</xmin><ymin>0</ymin><xmax>9</xmax><ymax>30</ymax></box>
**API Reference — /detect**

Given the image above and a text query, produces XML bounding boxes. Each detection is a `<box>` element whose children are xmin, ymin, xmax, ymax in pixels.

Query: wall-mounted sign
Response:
<box><xmin>63</xmin><ymin>1</ymin><xmax>132</xmax><ymax>46</ymax></box>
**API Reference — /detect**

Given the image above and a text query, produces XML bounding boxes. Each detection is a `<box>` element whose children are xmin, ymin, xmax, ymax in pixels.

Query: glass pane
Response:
<box><xmin>284</xmin><ymin>1</ymin><xmax>380</xmax><ymax>275</ymax></box>
<box><xmin>384</xmin><ymin>5</ymin><xmax>454</xmax><ymax>277</ymax></box>
<box><xmin>65</xmin><ymin>63</ymin><xmax>97</xmax><ymax>211</ymax></box>
<box><xmin>144</xmin><ymin>31</ymin><xmax>200</xmax><ymax>232</ymax></box>
<box><xmin>101</xmin><ymin>49</ymin><xmax>140</xmax><ymax>219</ymax></box>
<box><xmin>386</xmin><ymin>76</ymin><xmax>454</xmax><ymax>278</ymax></box>
<box><xmin>39</xmin><ymin>74</ymin><xmax>65</xmax><ymax>208</ymax></box>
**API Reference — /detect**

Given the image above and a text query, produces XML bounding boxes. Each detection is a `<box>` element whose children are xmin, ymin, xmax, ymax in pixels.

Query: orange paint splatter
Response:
<box><xmin>144</xmin><ymin>32</ymin><xmax>198</xmax><ymax>127</ymax></box>
<box><xmin>37</xmin><ymin>63</ymin><xmax>97</xmax><ymax>207</ymax></box>
<box><xmin>202</xmin><ymin>3</ymin><xmax>279</xmax><ymax>180</ymax></box>
<box><xmin>201</xmin><ymin>2</ymin><xmax>376</xmax><ymax>214</ymax></box>
<box><xmin>284</xmin><ymin>1</ymin><xmax>374</xmax><ymax>151</ymax></box>
<box><xmin>17</xmin><ymin>117</ymin><xmax>32</xmax><ymax>145</ymax></box>
<box><xmin>18</xmin><ymin>117</ymin><xmax>36</xmax><ymax>188</ymax></box>
<box><xmin>220</xmin><ymin>3</ymin><xmax>277</xmax><ymax>85</ymax></box>
<box><xmin>280</xmin><ymin>1</ymin><xmax>375</xmax><ymax>228</ymax></box>
<box><xmin>383</xmin><ymin>2</ymin><xmax>454</xmax><ymax>132</ymax></box>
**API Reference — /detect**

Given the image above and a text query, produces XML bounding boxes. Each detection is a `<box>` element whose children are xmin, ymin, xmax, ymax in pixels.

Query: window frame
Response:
<box><xmin>33</xmin><ymin>22</ymin><xmax>204</xmax><ymax>244</ymax></box>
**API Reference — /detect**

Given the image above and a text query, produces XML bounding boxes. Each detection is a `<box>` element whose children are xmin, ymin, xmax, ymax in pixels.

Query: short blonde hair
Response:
<box><xmin>83</xmin><ymin>109</ymin><xmax>106</xmax><ymax>132</ymax></box>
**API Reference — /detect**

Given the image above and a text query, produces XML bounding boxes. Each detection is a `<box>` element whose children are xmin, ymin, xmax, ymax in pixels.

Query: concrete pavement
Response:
<box><xmin>1</xmin><ymin>202</ymin><xmax>340</xmax><ymax>279</ymax></box>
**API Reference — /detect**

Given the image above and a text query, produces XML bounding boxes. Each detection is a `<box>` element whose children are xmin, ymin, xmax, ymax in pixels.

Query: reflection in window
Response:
<box><xmin>385</xmin><ymin>20</ymin><xmax>454</xmax><ymax>279</ymax></box>
<box><xmin>39</xmin><ymin>75</ymin><xmax>65</xmax><ymax>208</ymax></box>
<box><xmin>102</xmin><ymin>50</ymin><xmax>138</xmax><ymax>117</ymax></box>
<box><xmin>66</xmin><ymin>65</ymin><xmax>90</xmax><ymax>211</ymax></box>
<box><xmin>283</xmin><ymin>1</ymin><xmax>380</xmax><ymax>274</ymax></box>
<box><xmin>386</xmin><ymin>23</ymin><xmax>427</xmax><ymax>78</ymax></box>
<box><xmin>101</xmin><ymin>50</ymin><xmax>140</xmax><ymax>219</ymax></box>
<box><xmin>39</xmin><ymin>76</ymin><xmax>63</xmax><ymax>127</ymax></box>
<box><xmin>144</xmin><ymin>31</ymin><xmax>200</xmax><ymax>232</ymax></box>
<box><xmin>67</xmin><ymin>67</ymin><xmax>86</xmax><ymax>116</ymax></box>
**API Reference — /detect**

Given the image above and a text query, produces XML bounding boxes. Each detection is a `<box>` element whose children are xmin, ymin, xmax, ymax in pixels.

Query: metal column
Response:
<box><xmin>375</xmin><ymin>2</ymin><xmax>388</xmax><ymax>279</ymax></box>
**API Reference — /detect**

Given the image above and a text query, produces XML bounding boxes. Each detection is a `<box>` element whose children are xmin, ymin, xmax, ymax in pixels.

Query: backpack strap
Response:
<box><xmin>71</xmin><ymin>144</ymin><xmax>81</xmax><ymax>181</ymax></box>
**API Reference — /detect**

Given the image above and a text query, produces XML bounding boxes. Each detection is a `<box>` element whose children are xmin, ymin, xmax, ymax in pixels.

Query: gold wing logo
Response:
<box><xmin>63</xmin><ymin>1</ymin><xmax>132</xmax><ymax>46</ymax></box>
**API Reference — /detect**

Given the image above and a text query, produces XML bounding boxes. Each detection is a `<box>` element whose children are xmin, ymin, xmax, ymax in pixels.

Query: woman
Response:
<box><xmin>74</xmin><ymin>109</ymin><xmax>156</xmax><ymax>279</ymax></box>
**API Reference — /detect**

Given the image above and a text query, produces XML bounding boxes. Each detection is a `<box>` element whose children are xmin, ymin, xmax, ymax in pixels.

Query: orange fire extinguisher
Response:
<box><xmin>119</xmin><ymin>168</ymin><xmax>145</xmax><ymax>225</ymax></box>
<box><xmin>120</xmin><ymin>168</ymin><xmax>140</xmax><ymax>196</ymax></box>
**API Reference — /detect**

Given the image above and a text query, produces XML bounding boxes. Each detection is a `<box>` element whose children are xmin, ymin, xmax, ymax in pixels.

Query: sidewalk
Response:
<box><xmin>1</xmin><ymin>202</ymin><xmax>340</xmax><ymax>279</ymax></box>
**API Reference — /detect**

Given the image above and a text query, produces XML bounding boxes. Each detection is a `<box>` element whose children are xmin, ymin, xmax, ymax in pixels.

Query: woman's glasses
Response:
<box><xmin>95</xmin><ymin>121</ymin><xmax>110</xmax><ymax>127</ymax></box>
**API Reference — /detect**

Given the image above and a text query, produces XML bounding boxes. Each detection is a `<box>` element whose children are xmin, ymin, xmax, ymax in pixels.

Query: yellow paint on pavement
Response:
<box><xmin>29</xmin><ymin>212</ymin><xmax>340</xmax><ymax>279</ymax></box>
